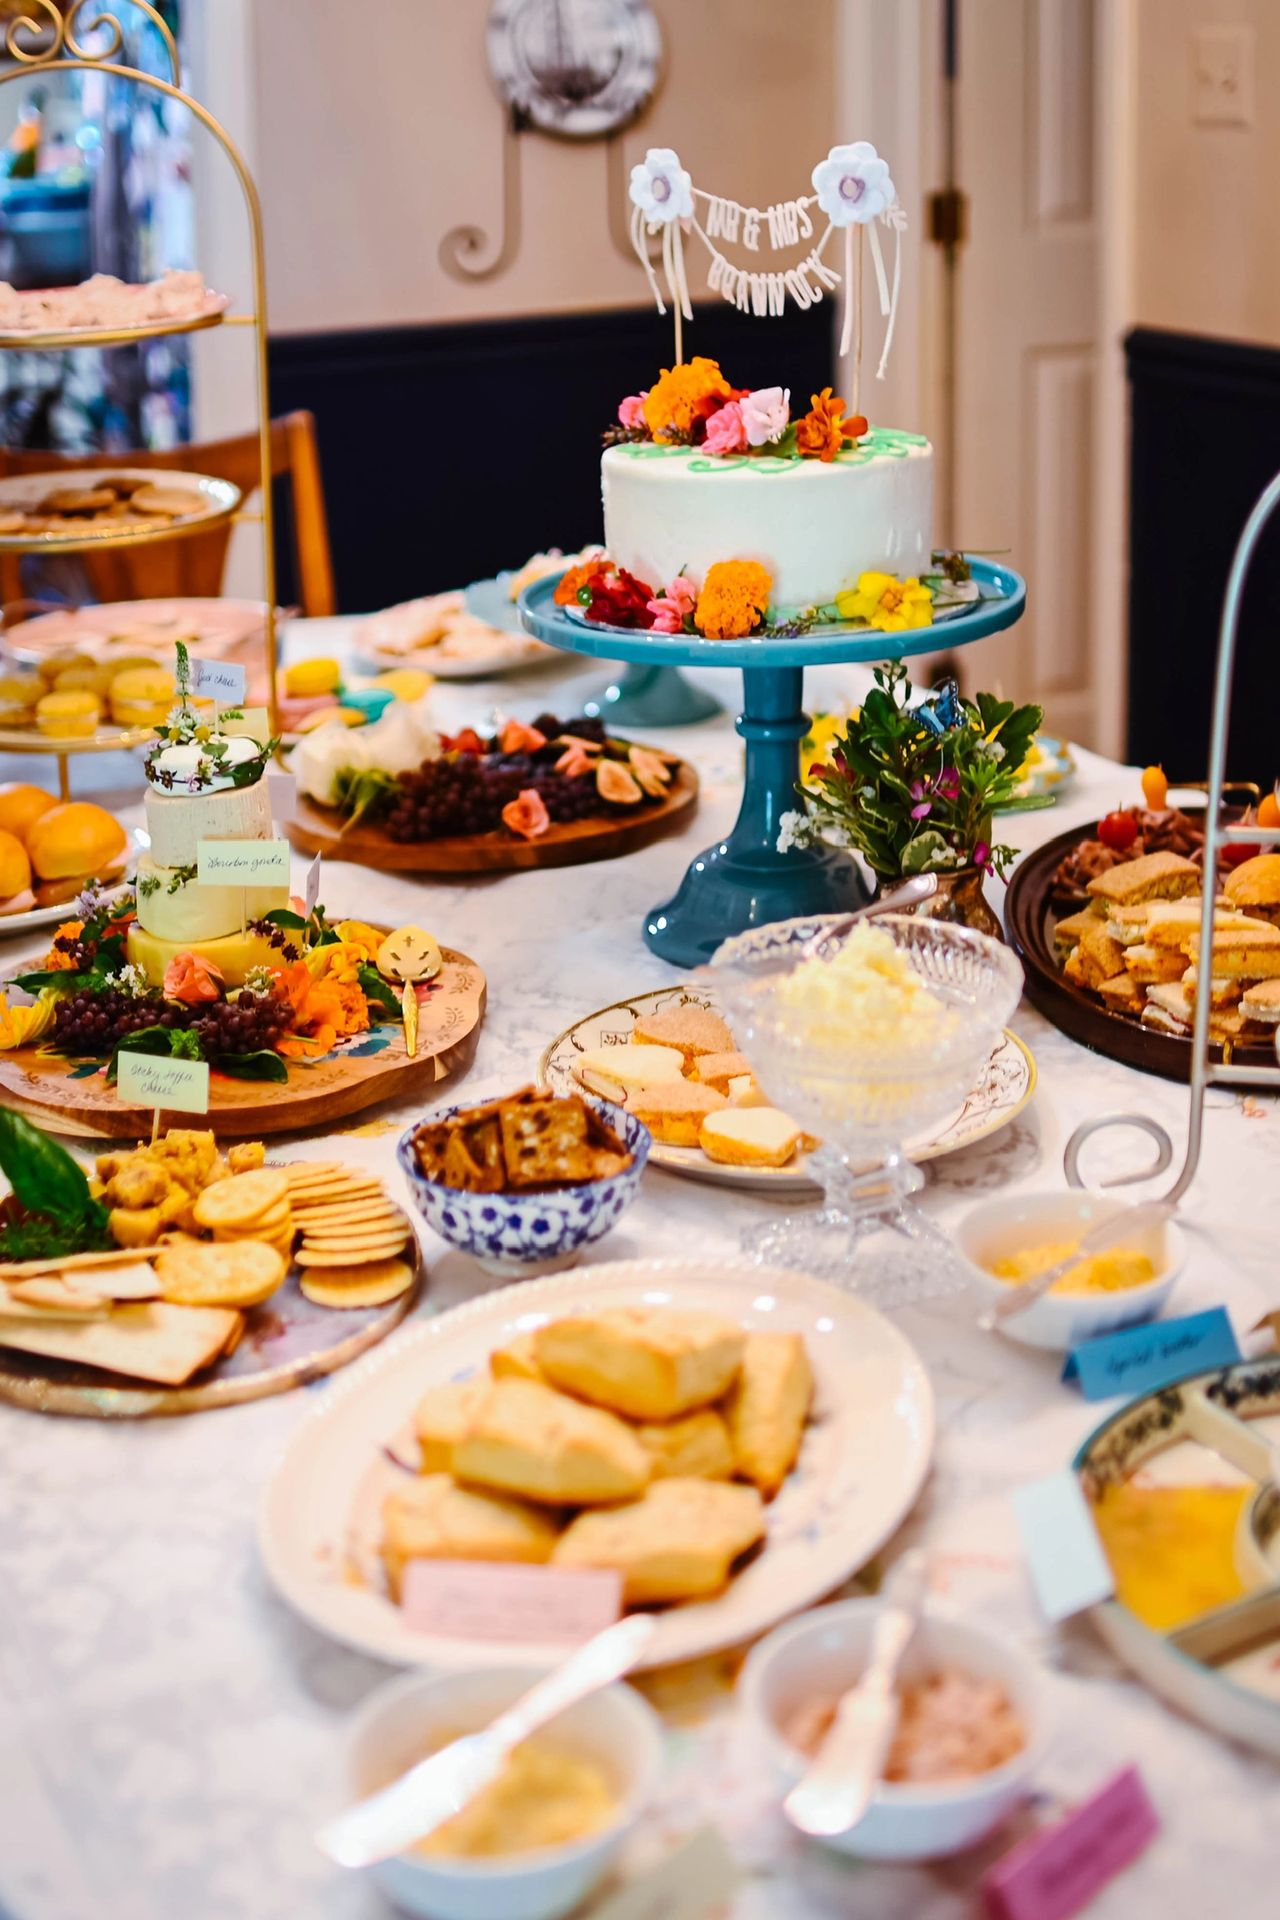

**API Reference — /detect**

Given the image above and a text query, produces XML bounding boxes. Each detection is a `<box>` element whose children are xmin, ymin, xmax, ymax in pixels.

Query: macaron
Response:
<box><xmin>373</xmin><ymin>668</ymin><xmax>433</xmax><ymax>702</ymax></box>
<box><xmin>284</xmin><ymin>656</ymin><xmax>341</xmax><ymax>697</ymax></box>
<box><xmin>36</xmin><ymin>690</ymin><xmax>100</xmax><ymax>738</ymax></box>
<box><xmin>339</xmin><ymin>687</ymin><xmax>395</xmax><ymax>724</ymax></box>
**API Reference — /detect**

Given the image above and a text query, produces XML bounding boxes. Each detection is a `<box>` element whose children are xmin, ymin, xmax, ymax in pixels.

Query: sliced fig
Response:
<box><xmin>629</xmin><ymin>745</ymin><xmax>672</xmax><ymax>797</ymax></box>
<box><xmin>596</xmin><ymin>758</ymin><xmax>643</xmax><ymax>806</ymax></box>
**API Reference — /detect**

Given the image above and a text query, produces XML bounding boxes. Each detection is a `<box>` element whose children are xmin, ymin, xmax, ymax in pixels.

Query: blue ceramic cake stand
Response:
<box><xmin>519</xmin><ymin>560</ymin><xmax>1027</xmax><ymax>967</ymax></box>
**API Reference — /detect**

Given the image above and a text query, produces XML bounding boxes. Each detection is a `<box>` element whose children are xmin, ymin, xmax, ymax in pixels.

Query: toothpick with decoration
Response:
<box><xmin>375</xmin><ymin>927</ymin><xmax>443</xmax><ymax>1059</ymax></box>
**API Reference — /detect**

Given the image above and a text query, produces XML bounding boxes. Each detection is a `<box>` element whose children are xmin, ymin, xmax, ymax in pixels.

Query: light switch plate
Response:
<box><xmin>1192</xmin><ymin>26</ymin><xmax>1254</xmax><ymax>126</ymax></box>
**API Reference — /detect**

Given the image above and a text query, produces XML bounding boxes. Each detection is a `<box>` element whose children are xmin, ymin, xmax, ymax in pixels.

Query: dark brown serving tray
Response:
<box><xmin>1004</xmin><ymin>816</ymin><xmax>1277</xmax><ymax>1085</ymax></box>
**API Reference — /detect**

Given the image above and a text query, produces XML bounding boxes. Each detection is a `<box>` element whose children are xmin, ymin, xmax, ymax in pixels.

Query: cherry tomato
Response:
<box><xmin>1098</xmin><ymin>809</ymin><xmax>1139</xmax><ymax>851</ymax></box>
<box><xmin>1258</xmin><ymin>790</ymin><xmax>1280</xmax><ymax>831</ymax></box>
<box><xmin>1141</xmin><ymin>764</ymin><xmax>1168</xmax><ymax>810</ymax></box>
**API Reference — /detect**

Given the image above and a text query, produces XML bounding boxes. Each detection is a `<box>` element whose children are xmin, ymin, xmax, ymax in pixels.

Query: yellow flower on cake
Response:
<box><xmin>642</xmin><ymin>358</ymin><xmax>732</xmax><ymax>442</ymax></box>
<box><xmin>694</xmin><ymin>560</ymin><xmax>772</xmax><ymax>640</ymax></box>
<box><xmin>835</xmin><ymin>571</ymin><xmax>933</xmax><ymax>633</ymax></box>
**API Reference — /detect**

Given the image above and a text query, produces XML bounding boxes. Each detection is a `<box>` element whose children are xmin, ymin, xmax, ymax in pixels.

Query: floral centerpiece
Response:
<box><xmin>779</xmin><ymin>662</ymin><xmax>1044</xmax><ymax>896</ymax></box>
<box><xmin>144</xmin><ymin>642</ymin><xmax>279</xmax><ymax>794</ymax></box>
<box><xmin>0</xmin><ymin>888</ymin><xmax>416</xmax><ymax>1083</ymax></box>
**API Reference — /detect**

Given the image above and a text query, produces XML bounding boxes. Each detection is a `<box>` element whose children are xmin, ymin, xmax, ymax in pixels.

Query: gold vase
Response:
<box><xmin>888</xmin><ymin>866</ymin><xmax>1003</xmax><ymax>942</ymax></box>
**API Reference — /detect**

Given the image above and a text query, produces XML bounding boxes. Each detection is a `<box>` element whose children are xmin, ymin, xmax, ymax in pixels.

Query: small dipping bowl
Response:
<box><xmin>740</xmin><ymin>1598</ymin><xmax>1045</xmax><ymax>1862</ymax></box>
<box><xmin>397</xmin><ymin>1101</ymin><xmax>650</xmax><ymax>1277</ymax></box>
<box><xmin>956</xmin><ymin>1189</ymin><xmax>1185</xmax><ymax>1351</ymax></box>
<box><xmin>340</xmin><ymin>1664</ymin><xmax>664</xmax><ymax>1920</ymax></box>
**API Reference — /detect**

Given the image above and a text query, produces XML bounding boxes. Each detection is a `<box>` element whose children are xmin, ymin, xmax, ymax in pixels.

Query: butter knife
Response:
<box><xmin>783</xmin><ymin>1552</ymin><xmax>928</xmax><ymax>1839</ymax></box>
<box><xmin>317</xmin><ymin>1613</ymin><xmax>657</xmax><ymax>1868</ymax></box>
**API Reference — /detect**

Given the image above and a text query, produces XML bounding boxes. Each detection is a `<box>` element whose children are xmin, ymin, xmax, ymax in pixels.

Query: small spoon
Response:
<box><xmin>977</xmin><ymin>1198</ymin><xmax>1177</xmax><ymax>1332</ymax></box>
<box><xmin>799</xmin><ymin>874</ymin><xmax>940</xmax><ymax>960</ymax></box>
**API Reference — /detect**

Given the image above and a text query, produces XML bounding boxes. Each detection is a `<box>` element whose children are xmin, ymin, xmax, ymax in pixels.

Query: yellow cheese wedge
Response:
<box><xmin>126</xmin><ymin>921</ymin><xmax>302</xmax><ymax>989</ymax></box>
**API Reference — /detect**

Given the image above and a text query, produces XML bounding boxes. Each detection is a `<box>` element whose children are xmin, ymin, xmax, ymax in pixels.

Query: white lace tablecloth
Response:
<box><xmin>0</xmin><ymin>623</ymin><xmax>1277</xmax><ymax>1920</ymax></box>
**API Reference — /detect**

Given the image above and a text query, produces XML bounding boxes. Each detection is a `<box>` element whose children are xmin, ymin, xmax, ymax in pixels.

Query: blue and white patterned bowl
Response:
<box><xmin>397</xmin><ymin>1101</ymin><xmax>650</xmax><ymax>1276</ymax></box>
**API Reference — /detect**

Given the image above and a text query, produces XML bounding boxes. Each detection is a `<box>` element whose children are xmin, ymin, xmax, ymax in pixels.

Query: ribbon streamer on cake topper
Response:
<box><xmin>628</xmin><ymin>148</ymin><xmax>695</xmax><ymax>361</ymax></box>
<box><xmin>809</xmin><ymin>141</ymin><xmax>901</xmax><ymax>373</ymax></box>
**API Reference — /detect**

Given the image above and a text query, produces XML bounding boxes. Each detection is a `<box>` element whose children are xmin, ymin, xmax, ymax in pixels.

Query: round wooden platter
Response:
<box><xmin>1005</xmin><ymin>821</ymin><xmax>1276</xmax><ymax>1085</ymax></box>
<box><xmin>0</xmin><ymin>948</ymin><xmax>486</xmax><ymax>1141</ymax></box>
<box><xmin>0</xmin><ymin>1247</ymin><xmax>425</xmax><ymax>1420</ymax></box>
<box><xmin>282</xmin><ymin>760</ymin><xmax>699</xmax><ymax>874</ymax></box>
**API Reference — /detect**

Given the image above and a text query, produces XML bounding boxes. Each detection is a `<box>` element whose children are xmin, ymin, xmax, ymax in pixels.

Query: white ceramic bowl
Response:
<box><xmin>341</xmin><ymin>1665</ymin><xmax>664</xmax><ymax>1920</ymax></box>
<box><xmin>739</xmin><ymin>1598</ymin><xmax>1045</xmax><ymax>1862</ymax></box>
<box><xmin>955</xmin><ymin>1188</ymin><xmax>1185</xmax><ymax>1350</ymax></box>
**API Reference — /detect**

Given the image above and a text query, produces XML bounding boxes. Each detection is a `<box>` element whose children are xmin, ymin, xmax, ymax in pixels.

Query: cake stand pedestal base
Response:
<box><xmin>582</xmin><ymin>663</ymin><xmax>722</xmax><ymax>729</ymax></box>
<box><xmin>643</xmin><ymin>664</ymin><xmax>869</xmax><ymax>967</ymax></box>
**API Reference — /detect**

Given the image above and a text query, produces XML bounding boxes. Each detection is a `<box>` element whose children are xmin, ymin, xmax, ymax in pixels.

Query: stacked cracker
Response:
<box><xmin>412</xmin><ymin>1089</ymin><xmax>631</xmax><ymax>1194</ymax></box>
<box><xmin>1056</xmin><ymin>851</ymin><xmax>1280</xmax><ymax>1041</ymax></box>
<box><xmin>285</xmin><ymin>1161</ymin><xmax>416</xmax><ymax>1307</ymax></box>
<box><xmin>572</xmin><ymin>1005</ymin><xmax>808</xmax><ymax>1170</ymax></box>
<box><xmin>382</xmin><ymin>1306</ymin><xmax>814</xmax><ymax>1608</ymax></box>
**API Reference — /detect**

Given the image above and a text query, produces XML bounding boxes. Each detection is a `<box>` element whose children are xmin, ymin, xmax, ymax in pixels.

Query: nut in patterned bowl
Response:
<box><xmin>397</xmin><ymin>1102</ymin><xmax>651</xmax><ymax>1277</ymax></box>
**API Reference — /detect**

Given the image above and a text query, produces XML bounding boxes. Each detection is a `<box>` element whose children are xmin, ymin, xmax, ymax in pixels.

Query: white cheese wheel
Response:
<box><xmin>133</xmin><ymin>852</ymin><xmax>288</xmax><ymax>944</ymax></box>
<box><xmin>145</xmin><ymin>779</ymin><xmax>273</xmax><ymax>868</ymax></box>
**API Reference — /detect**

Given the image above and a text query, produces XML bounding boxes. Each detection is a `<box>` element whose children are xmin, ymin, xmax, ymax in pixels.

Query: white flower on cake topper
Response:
<box><xmin>629</xmin><ymin>148</ymin><xmax>694</xmax><ymax>226</ymax></box>
<box><xmin>811</xmin><ymin>141</ymin><xmax>896</xmax><ymax>227</ymax></box>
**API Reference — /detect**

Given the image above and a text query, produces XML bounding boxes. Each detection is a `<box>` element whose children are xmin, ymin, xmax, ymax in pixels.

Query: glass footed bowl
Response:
<box><xmin>707</xmin><ymin>914</ymin><xmax>1024</xmax><ymax>1301</ymax></box>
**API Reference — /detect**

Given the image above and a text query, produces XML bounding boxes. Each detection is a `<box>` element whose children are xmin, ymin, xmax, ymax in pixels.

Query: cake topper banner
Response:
<box><xmin>628</xmin><ymin>143</ymin><xmax>905</xmax><ymax>405</ymax></box>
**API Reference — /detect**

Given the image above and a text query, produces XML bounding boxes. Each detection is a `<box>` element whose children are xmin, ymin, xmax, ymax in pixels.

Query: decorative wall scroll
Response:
<box><xmin>628</xmin><ymin>141</ymin><xmax>905</xmax><ymax>412</ymax></box>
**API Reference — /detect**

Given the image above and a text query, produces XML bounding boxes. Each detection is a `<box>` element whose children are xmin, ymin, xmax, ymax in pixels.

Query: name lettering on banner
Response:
<box><xmin>304</xmin><ymin>851</ymin><xmax>322</xmax><ymax>916</ymax></box>
<box><xmin>1062</xmin><ymin>1307</ymin><xmax>1241</xmax><ymax>1401</ymax></box>
<box><xmin>402</xmin><ymin>1561</ymin><xmax>622</xmax><ymax>1644</ymax></box>
<box><xmin>192</xmin><ymin>657</ymin><xmax>247</xmax><ymax>705</ymax></box>
<box><xmin>982</xmin><ymin>1766</ymin><xmax>1160</xmax><ymax>1920</ymax></box>
<box><xmin>117</xmin><ymin>1052</ymin><xmax>210</xmax><ymax>1116</ymax></box>
<box><xmin>1010</xmin><ymin>1469</ymin><xmax>1114</xmax><ymax>1624</ymax></box>
<box><xmin>197</xmin><ymin>838</ymin><xmax>291</xmax><ymax>887</ymax></box>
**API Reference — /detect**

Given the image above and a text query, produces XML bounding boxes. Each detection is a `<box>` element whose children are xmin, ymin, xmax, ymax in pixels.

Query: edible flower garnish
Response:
<box><xmin>646</xmin><ymin>574</ymin><xmax>698</xmax><ymax>634</ymax></box>
<box><xmin>835</xmin><ymin>570</ymin><xmax>933</xmax><ymax>632</ymax></box>
<box><xmin>795</xmin><ymin>387</ymin><xmax>868</xmax><ymax>462</ymax></box>
<box><xmin>501</xmin><ymin>789</ymin><xmax>551</xmax><ymax>840</ymax></box>
<box><xmin>695</xmin><ymin>560</ymin><xmax>772</xmax><ymax>640</ymax></box>
<box><xmin>498</xmin><ymin>720</ymin><xmax>548</xmax><ymax>755</ymax></box>
<box><xmin>642</xmin><ymin>357</ymin><xmax>733</xmax><ymax>443</ymax></box>
<box><xmin>162</xmin><ymin>952</ymin><xmax>224</xmax><ymax>1005</ymax></box>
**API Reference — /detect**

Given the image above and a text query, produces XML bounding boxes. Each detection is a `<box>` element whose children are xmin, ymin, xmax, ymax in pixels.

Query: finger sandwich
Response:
<box><xmin>624</xmin><ymin>1080</ymin><xmax>727</xmax><ymax>1146</ymax></box>
<box><xmin>1241</xmin><ymin>978</ymin><xmax>1280</xmax><ymax>1023</ymax></box>
<box><xmin>1223</xmin><ymin>853</ymin><xmax>1280</xmax><ymax>926</ymax></box>
<box><xmin>631</xmin><ymin>1004</ymin><xmax>735</xmax><ymax>1060</ymax></box>
<box><xmin>1086</xmin><ymin>850</ymin><xmax>1200</xmax><ymax>907</ymax></box>
<box><xmin>698</xmin><ymin>1108</ymin><xmax>803</xmax><ymax>1169</ymax></box>
<box><xmin>574</xmin><ymin>1042</ymin><xmax>687</xmax><ymax>1100</ymax></box>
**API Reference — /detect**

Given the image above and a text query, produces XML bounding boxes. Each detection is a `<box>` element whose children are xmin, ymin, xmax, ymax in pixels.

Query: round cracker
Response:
<box><xmin>290</xmin><ymin>1198</ymin><xmax>399</xmax><ymax>1224</ymax></box>
<box><xmin>193</xmin><ymin>1168</ymin><xmax>289</xmax><ymax>1231</ymax></box>
<box><xmin>296</xmin><ymin>1241</ymin><xmax>409</xmax><ymax>1266</ymax></box>
<box><xmin>154</xmin><ymin>1238</ymin><xmax>285</xmax><ymax>1307</ymax></box>
<box><xmin>212</xmin><ymin>1204</ymin><xmax>291</xmax><ymax>1237</ymax></box>
<box><xmin>299</xmin><ymin>1260</ymin><xmax>414</xmax><ymax>1308</ymax></box>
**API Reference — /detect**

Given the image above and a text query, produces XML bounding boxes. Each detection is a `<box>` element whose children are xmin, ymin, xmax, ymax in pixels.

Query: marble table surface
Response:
<box><xmin>0</xmin><ymin>623</ymin><xmax>1277</xmax><ymax>1920</ymax></box>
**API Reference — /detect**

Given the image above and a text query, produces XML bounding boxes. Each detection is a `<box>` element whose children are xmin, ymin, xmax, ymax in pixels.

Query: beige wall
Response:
<box><xmin>1131</xmin><ymin>0</ymin><xmax>1280</xmax><ymax>344</ymax></box>
<box><xmin>248</xmin><ymin>0</ymin><xmax>837</xmax><ymax>335</ymax></box>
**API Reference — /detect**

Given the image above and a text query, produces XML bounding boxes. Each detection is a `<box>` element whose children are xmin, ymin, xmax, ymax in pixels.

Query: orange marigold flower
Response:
<box><xmin>694</xmin><ymin>560</ymin><xmax>773</xmax><ymax>640</ymax></box>
<box><xmin>44</xmin><ymin>920</ymin><xmax>84</xmax><ymax>969</ymax></box>
<box><xmin>274</xmin><ymin>959</ymin><xmax>368</xmax><ymax>1057</ymax></box>
<box><xmin>795</xmin><ymin>388</ymin><xmax>868</xmax><ymax>462</ymax></box>
<box><xmin>554</xmin><ymin>558</ymin><xmax>609</xmax><ymax>605</ymax></box>
<box><xmin>642</xmin><ymin>357</ymin><xmax>733</xmax><ymax>442</ymax></box>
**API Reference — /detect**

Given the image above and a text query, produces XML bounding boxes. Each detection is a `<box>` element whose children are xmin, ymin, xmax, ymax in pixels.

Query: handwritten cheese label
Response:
<box><xmin>304</xmin><ymin>852</ymin><xmax>321</xmax><ymax>916</ymax></box>
<box><xmin>222</xmin><ymin>705</ymin><xmax>270</xmax><ymax>741</ymax></box>
<box><xmin>197</xmin><ymin>838</ymin><xmax>291</xmax><ymax>887</ymax></box>
<box><xmin>1062</xmin><ymin>1307</ymin><xmax>1241</xmax><ymax>1401</ymax></box>
<box><xmin>192</xmin><ymin>657</ymin><xmax>247</xmax><ymax>704</ymax></box>
<box><xmin>402</xmin><ymin>1561</ymin><xmax>622</xmax><ymax>1643</ymax></box>
<box><xmin>116</xmin><ymin>1052</ymin><xmax>210</xmax><ymax>1115</ymax></box>
<box><xmin>982</xmin><ymin>1766</ymin><xmax>1160</xmax><ymax>1920</ymax></box>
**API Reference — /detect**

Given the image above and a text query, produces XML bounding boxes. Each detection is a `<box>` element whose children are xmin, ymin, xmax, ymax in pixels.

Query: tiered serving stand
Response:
<box><xmin>520</xmin><ymin>559</ymin><xmax>1026</xmax><ymax>965</ymax></box>
<box><xmin>0</xmin><ymin>0</ymin><xmax>283</xmax><ymax>798</ymax></box>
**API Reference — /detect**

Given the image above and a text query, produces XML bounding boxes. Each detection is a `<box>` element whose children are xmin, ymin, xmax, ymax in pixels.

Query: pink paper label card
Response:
<box><xmin>402</xmin><ymin>1560</ymin><xmax>623</xmax><ymax>1644</ymax></box>
<box><xmin>982</xmin><ymin>1766</ymin><xmax>1159</xmax><ymax>1920</ymax></box>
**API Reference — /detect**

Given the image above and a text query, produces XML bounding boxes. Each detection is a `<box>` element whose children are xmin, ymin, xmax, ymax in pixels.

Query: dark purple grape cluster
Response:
<box><xmin>52</xmin><ymin>987</ymin><xmax>186</xmax><ymax>1054</ymax></box>
<box><xmin>529</xmin><ymin>713</ymin><xmax>607</xmax><ymax>746</ymax></box>
<box><xmin>188</xmin><ymin>989</ymin><xmax>291</xmax><ymax>1057</ymax></box>
<box><xmin>385</xmin><ymin>755</ymin><xmax>607</xmax><ymax>841</ymax></box>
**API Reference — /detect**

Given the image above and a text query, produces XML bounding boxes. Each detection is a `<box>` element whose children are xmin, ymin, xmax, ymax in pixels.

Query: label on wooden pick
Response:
<box><xmin>116</xmin><ymin>1053</ymin><xmax>210</xmax><ymax>1115</ymax></box>
<box><xmin>197</xmin><ymin>838</ymin><xmax>291</xmax><ymax>886</ymax></box>
<box><xmin>304</xmin><ymin>851</ymin><xmax>321</xmax><ymax>916</ymax></box>
<box><xmin>401</xmin><ymin>1561</ymin><xmax>622</xmax><ymax>1643</ymax></box>
<box><xmin>221</xmin><ymin>704</ymin><xmax>271</xmax><ymax>740</ymax></box>
<box><xmin>193</xmin><ymin>657</ymin><xmax>247</xmax><ymax>704</ymax></box>
<box><xmin>1010</xmin><ymin>1469</ymin><xmax>1114</xmax><ymax>1623</ymax></box>
<box><xmin>589</xmin><ymin>1826</ymin><xmax>741</xmax><ymax>1920</ymax></box>
<box><xmin>982</xmin><ymin>1766</ymin><xmax>1160</xmax><ymax>1920</ymax></box>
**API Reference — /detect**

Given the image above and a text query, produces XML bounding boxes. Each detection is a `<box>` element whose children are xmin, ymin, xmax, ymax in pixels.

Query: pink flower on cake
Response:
<box><xmin>646</xmin><ymin>574</ymin><xmax>698</xmax><ymax>633</ymax></box>
<box><xmin>163</xmin><ymin>951</ymin><xmax>224</xmax><ymax>1005</ymax></box>
<box><xmin>618</xmin><ymin>392</ymin><xmax>648</xmax><ymax>429</ymax></box>
<box><xmin>740</xmin><ymin>386</ymin><xmax>790</xmax><ymax>446</ymax></box>
<box><xmin>702</xmin><ymin>399</ymin><xmax>748</xmax><ymax>457</ymax></box>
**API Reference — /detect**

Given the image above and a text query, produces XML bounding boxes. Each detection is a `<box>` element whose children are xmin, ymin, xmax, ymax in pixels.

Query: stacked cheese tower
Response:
<box><xmin>127</xmin><ymin>698</ymin><xmax>295</xmax><ymax>986</ymax></box>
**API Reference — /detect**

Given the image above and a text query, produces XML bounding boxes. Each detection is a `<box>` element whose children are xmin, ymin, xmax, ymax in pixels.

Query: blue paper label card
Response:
<box><xmin>1062</xmin><ymin>1307</ymin><xmax>1241</xmax><ymax>1401</ymax></box>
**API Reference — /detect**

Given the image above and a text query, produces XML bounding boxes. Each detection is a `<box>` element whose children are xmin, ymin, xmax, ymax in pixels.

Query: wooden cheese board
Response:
<box><xmin>0</xmin><ymin>948</ymin><xmax>486</xmax><ymax>1140</ymax></box>
<box><xmin>282</xmin><ymin>760</ymin><xmax>699</xmax><ymax>874</ymax></box>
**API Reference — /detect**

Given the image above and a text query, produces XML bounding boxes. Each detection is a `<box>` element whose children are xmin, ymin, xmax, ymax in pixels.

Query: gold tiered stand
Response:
<box><xmin>0</xmin><ymin>0</ymin><xmax>282</xmax><ymax>801</ymax></box>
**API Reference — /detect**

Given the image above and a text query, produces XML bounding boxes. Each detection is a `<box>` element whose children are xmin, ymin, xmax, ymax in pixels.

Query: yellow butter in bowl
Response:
<box><xmin>989</xmin><ymin>1239</ymin><xmax>1157</xmax><ymax>1295</ymax></box>
<box><xmin>414</xmin><ymin>1737</ymin><xmax>614</xmax><ymax>1860</ymax></box>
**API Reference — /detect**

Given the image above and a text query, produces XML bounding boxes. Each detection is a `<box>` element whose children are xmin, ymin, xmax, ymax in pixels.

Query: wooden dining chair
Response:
<box><xmin>0</xmin><ymin>409</ymin><xmax>337</xmax><ymax>616</ymax></box>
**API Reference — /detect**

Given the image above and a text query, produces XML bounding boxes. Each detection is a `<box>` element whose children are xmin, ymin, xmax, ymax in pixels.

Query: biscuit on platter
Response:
<box><xmin>533</xmin><ymin>1306</ymin><xmax>744</xmax><ymax>1421</ymax></box>
<box><xmin>551</xmin><ymin>1477</ymin><xmax>765</xmax><ymax>1604</ymax></box>
<box><xmin>414</xmin><ymin>1378</ymin><xmax>487</xmax><ymax>1473</ymax></box>
<box><xmin>489</xmin><ymin>1330</ymin><xmax>545</xmax><ymax>1383</ymax></box>
<box><xmin>382</xmin><ymin>1473</ymin><xmax>559</xmax><ymax>1600</ymax></box>
<box><xmin>631</xmin><ymin>1408</ymin><xmax>735</xmax><ymax>1481</ymax></box>
<box><xmin>450</xmin><ymin>1377</ymin><xmax>651</xmax><ymax>1506</ymax></box>
<box><xmin>722</xmin><ymin>1331</ymin><xmax>814</xmax><ymax>1497</ymax></box>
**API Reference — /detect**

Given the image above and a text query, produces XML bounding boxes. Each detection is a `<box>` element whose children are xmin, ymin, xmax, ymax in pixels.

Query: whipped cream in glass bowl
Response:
<box><xmin>708</xmin><ymin>917</ymin><xmax>1023</xmax><ymax>1302</ymax></box>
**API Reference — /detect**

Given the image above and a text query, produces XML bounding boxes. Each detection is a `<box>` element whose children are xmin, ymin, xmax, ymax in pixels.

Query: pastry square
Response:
<box><xmin>381</xmin><ymin>1473</ymin><xmax>559</xmax><ymax>1600</ymax></box>
<box><xmin>489</xmin><ymin>1330</ymin><xmax>545</xmax><ymax>1382</ymax></box>
<box><xmin>533</xmin><ymin>1306</ymin><xmax>745</xmax><ymax>1420</ymax></box>
<box><xmin>551</xmin><ymin>1477</ymin><xmax>765</xmax><ymax>1604</ymax></box>
<box><xmin>450</xmin><ymin>1377</ymin><xmax>651</xmax><ymax>1506</ymax></box>
<box><xmin>413</xmin><ymin>1377</ymin><xmax>486</xmax><ymax>1473</ymax></box>
<box><xmin>631</xmin><ymin>1408</ymin><xmax>735</xmax><ymax>1481</ymax></box>
<box><xmin>722</xmin><ymin>1330</ymin><xmax>814</xmax><ymax>1497</ymax></box>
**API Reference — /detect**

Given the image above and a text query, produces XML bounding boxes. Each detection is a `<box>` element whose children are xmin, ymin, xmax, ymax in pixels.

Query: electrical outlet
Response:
<box><xmin>1191</xmin><ymin>26</ymin><xmax>1254</xmax><ymax>126</ymax></box>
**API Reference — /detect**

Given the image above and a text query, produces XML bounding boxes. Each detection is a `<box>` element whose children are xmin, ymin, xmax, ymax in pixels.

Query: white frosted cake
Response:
<box><xmin>127</xmin><ymin>710</ymin><xmax>295</xmax><ymax>987</ymax></box>
<box><xmin>602</xmin><ymin>429</ymin><xmax>933</xmax><ymax>613</ymax></box>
